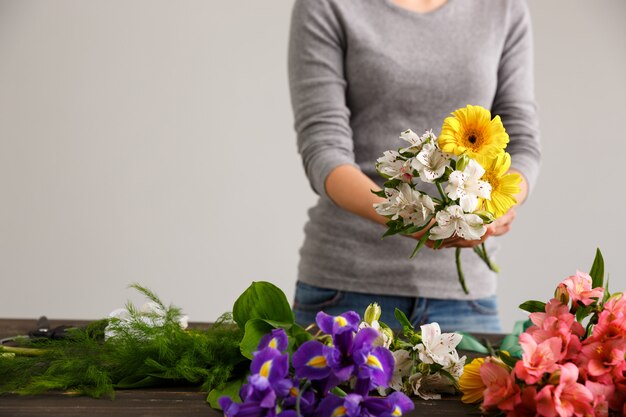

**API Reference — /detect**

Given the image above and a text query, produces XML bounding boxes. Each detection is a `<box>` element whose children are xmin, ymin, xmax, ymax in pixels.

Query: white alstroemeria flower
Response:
<box><xmin>376</xmin><ymin>151</ymin><xmax>413</xmax><ymax>182</ymax></box>
<box><xmin>373</xmin><ymin>188</ymin><xmax>402</xmax><ymax>218</ymax></box>
<box><xmin>411</xmin><ymin>143</ymin><xmax>450</xmax><ymax>183</ymax></box>
<box><xmin>429</xmin><ymin>205</ymin><xmax>486</xmax><ymax>241</ymax></box>
<box><xmin>414</xmin><ymin>322</ymin><xmax>462</xmax><ymax>368</ymax></box>
<box><xmin>445</xmin><ymin>355</ymin><xmax>467</xmax><ymax>379</ymax></box>
<box><xmin>387</xmin><ymin>349</ymin><xmax>413</xmax><ymax>393</ymax></box>
<box><xmin>399</xmin><ymin>129</ymin><xmax>437</xmax><ymax>154</ymax></box>
<box><xmin>398</xmin><ymin>129</ymin><xmax>424</xmax><ymax>154</ymax></box>
<box><xmin>445</xmin><ymin>159</ymin><xmax>491</xmax><ymax>212</ymax></box>
<box><xmin>105</xmin><ymin>301</ymin><xmax>189</xmax><ymax>340</ymax></box>
<box><xmin>395</xmin><ymin>183</ymin><xmax>436</xmax><ymax>227</ymax></box>
<box><xmin>374</xmin><ymin>184</ymin><xmax>436</xmax><ymax>228</ymax></box>
<box><xmin>408</xmin><ymin>372</ymin><xmax>456</xmax><ymax>400</ymax></box>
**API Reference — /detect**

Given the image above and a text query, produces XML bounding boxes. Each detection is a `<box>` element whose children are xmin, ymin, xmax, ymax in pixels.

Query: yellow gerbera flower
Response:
<box><xmin>478</xmin><ymin>152</ymin><xmax>521</xmax><ymax>218</ymax></box>
<box><xmin>459</xmin><ymin>357</ymin><xmax>486</xmax><ymax>404</ymax></box>
<box><xmin>438</xmin><ymin>105</ymin><xmax>509</xmax><ymax>159</ymax></box>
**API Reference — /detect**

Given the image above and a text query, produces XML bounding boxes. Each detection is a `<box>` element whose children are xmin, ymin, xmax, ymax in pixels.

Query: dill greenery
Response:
<box><xmin>0</xmin><ymin>284</ymin><xmax>246</xmax><ymax>398</ymax></box>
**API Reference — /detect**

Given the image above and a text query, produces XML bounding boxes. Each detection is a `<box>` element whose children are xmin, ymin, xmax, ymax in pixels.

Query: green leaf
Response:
<box><xmin>456</xmin><ymin>333</ymin><xmax>488</xmax><ymax>354</ymax></box>
<box><xmin>383</xmin><ymin>179</ymin><xmax>402</xmax><ymax>189</ymax></box>
<box><xmin>500</xmin><ymin>319</ymin><xmax>532</xmax><ymax>359</ymax></box>
<box><xmin>232</xmin><ymin>282</ymin><xmax>294</xmax><ymax>329</ymax></box>
<box><xmin>394</xmin><ymin>308</ymin><xmax>413</xmax><ymax>331</ymax></box>
<box><xmin>433</xmin><ymin>239</ymin><xmax>444</xmax><ymax>250</ymax></box>
<box><xmin>498</xmin><ymin>351</ymin><xmax>520</xmax><ymax>368</ymax></box>
<box><xmin>575</xmin><ymin>305</ymin><xmax>593</xmax><ymax>323</ymax></box>
<box><xmin>371</xmin><ymin>189</ymin><xmax>387</xmax><ymax>198</ymax></box>
<box><xmin>286</xmin><ymin>324</ymin><xmax>313</xmax><ymax>355</ymax></box>
<box><xmin>207</xmin><ymin>377</ymin><xmax>245</xmax><ymax>410</ymax></box>
<box><xmin>589</xmin><ymin>248</ymin><xmax>605</xmax><ymax>289</ymax></box>
<box><xmin>410</xmin><ymin>230</ymin><xmax>431</xmax><ymax>259</ymax></box>
<box><xmin>518</xmin><ymin>300</ymin><xmax>546</xmax><ymax>313</ymax></box>
<box><xmin>239</xmin><ymin>319</ymin><xmax>276</xmax><ymax>359</ymax></box>
<box><xmin>603</xmin><ymin>276</ymin><xmax>611</xmax><ymax>303</ymax></box>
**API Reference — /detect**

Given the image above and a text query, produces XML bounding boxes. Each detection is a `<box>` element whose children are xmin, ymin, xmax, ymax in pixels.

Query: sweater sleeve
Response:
<box><xmin>491</xmin><ymin>0</ymin><xmax>542</xmax><ymax>194</ymax></box>
<box><xmin>288</xmin><ymin>0</ymin><xmax>358</xmax><ymax>199</ymax></box>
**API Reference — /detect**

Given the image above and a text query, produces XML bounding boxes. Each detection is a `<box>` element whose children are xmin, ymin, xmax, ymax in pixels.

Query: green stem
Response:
<box><xmin>435</xmin><ymin>182</ymin><xmax>449</xmax><ymax>204</ymax></box>
<box><xmin>455</xmin><ymin>248</ymin><xmax>469</xmax><ymax>294</ymax></box>
<box><xmin>0</xmin><ymin>346</ymin><xmax>46</xmax><ymax>356</ymax></box>
<box><xmin>481</xmin><ymin>242</ymin><xmax>500</xmax><ymax>273</ymax></box>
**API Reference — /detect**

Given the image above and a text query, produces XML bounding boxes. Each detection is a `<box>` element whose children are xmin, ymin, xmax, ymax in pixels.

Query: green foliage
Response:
<box><xmin>0</xmin><ymin>288</ymin><xmax>246</xmax><ymax>398</ymax></box>
<box><xmin>519</xmin><ymin>300</ymin><xmax>546</xmax><ymax>313</ymax></box>
<box><xmin>232</xmin><ymin>282</ymin><xmax>294</xmax><ymax>330</ymax></box>
<box><xmin>589</xmin><ymin>248</ymin><xmax>605</xmax><ymax>289</ymax></box>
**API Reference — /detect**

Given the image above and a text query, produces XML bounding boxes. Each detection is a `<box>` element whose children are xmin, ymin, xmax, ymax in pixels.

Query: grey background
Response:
<box><xmin>1</xmin><ymin>1</ymin><xmax>624</xmax><ymax>331</ymax></box>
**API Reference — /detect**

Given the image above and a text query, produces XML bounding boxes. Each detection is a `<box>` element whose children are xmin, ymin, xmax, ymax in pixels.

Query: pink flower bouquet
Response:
<box><xmin>460</xmin><ymin>250</ymin><xmax>626</xmax><ymax>416</ymax></box>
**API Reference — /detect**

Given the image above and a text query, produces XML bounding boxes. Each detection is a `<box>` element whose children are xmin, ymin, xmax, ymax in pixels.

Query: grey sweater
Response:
<box><xmin>288</xmin><ymin>0</ymin><xmax>541</xmax><ymax>299</ymax></box>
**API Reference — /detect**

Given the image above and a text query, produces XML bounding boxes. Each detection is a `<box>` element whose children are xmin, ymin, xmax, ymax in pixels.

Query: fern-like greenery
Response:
<box><xmin>0</xmin><ymin>285</ymin><xmax>246</xmax><ymax>398</ymax></box>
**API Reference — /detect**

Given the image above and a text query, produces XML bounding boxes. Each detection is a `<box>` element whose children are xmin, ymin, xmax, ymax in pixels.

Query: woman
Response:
<box><xmin>288</xmin><ymin>0</ymin><xmax>541</xmax><ymax>332</ymax></box>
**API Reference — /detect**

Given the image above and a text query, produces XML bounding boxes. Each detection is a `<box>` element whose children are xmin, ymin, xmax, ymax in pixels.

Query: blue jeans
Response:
<box><xmin>293</xmin><ymin>281</ymin><xmax>502</xmax><ymax>333</ymax></box>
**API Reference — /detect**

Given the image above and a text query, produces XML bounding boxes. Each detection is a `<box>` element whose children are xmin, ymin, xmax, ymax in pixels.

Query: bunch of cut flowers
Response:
<box><xmin>459</xmin><ymin>250</ymin><xmax>626</xmax><ymax>416</ymax></box>
<box><xmin>218</xmin><ymin>302</ymin><xmax>471</xmax><ymax>417</ymax></box>
<box><xmin>373</xmin><ymin>105</ymin><xmax>522</xmax><ymax>293</ymax></box>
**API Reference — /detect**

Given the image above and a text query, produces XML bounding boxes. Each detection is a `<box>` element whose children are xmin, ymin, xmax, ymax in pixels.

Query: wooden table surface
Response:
<box><xmin>0</xmin><ymin>318</ymin><xmax>488</xmax><ymax>417</ymax></box>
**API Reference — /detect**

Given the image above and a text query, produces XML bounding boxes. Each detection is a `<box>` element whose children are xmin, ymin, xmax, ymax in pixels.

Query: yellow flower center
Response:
<box><xmin>259</xmin><ymin>360</ymin><xmax>272</xmax><ymax>378</ymax></box>
<box><xmin>268</xmin><ymin>338</ymin><xmax>278</xmax><ymax>349</ymax></box>
<box><xmin>332</xmin><ymin>406</ymin><xmax>347</xmax><ymax>417</ymax></box>
<box><xmin>366</xmin><ymin>354</ymin><xmax>383</xmax><ymax>370</ymax></box>
<box><xmin>391</xmin><ymin>405</ymin><xmax>403</xmax><ymax>416</ymax></box>
<box><xmin>289</xmin><ymin>387</ymin><xmax>299</xmax><ymax>397</ymax></box>
<box><xmin>335</xmin><ymin>316</ymin><xmax>348</xmax><ymax>327</ymax></box>
<box><xmin>307</xmin><ymin>355</ymin><xmax>328</xmax><ymax>368</ymax></box>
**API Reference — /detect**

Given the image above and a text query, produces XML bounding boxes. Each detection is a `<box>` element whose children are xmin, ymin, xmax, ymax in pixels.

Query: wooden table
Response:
<box><xmin>0</xmin><ymin>318</ymin><xmax>487</xmax><ymax>417</ymax></box>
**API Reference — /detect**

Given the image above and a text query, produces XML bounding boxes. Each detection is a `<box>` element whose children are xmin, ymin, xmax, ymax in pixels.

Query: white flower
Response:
<box><xmin>398</xmin><ymin>129</ymin><xmax>422</xmax><ymax>154</ymax></box>
<box><xmin>105</xmin><ymin>302</ymin><xmax>189</xmax><ymax>340</ymax></box>
<box><xmin>376</xmin><ymin>151</ymin><xmax>413</xmax><ymax>182</ymax></box>
<box><xmin>374</xmin><ymin>184</ymin><xmax>435</xmax><ymax>228</ymax></box>
<box><xmin>414</xmin><ymin>322</ymin><xmax>462</xmax><ymax>368</ymax></box>
<box><xmin>408</xmin><ymin>372</ymin><xmax>456</xmax><ymax>400</ymax></box>
<box><xmin>388</xmin><ymin>349</ymin><xmax>414</xmax><ymax>392</ymax></box>
<box><xmin>445</xmin><ymin>159</ymin><xmax>491</xmax><ymax>212</ymax></box>
<box><xmin>411</xmin><ymin>143</ymin><xmax>451</xmax><ymax>183</ymax></box>
<box><xmin>428</xmin><ymin>205</ymin><xmax>486</xmax><ymax>241</ymax></box>
<box><xmin>445</xmin><ymin>355</ymin><xmax>467</xmax><ymax>379</ymax></box>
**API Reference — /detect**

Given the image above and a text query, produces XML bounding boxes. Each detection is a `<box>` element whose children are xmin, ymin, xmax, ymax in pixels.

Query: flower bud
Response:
<box><xmin>364</xmin><ymin>303</ymin><xmax>382</xmax><ymax>324</ymax></box>
<box><xmin>554</xmin><ymin>284</ymin><xmax>570</xmax><ymax>305</ymax></box>
<box><xmin>381</xmin><ymin>326</ymin><xmax>394</xmax><ymax>347</ymax></box>
<box><xmin>456</xmin><ymin>154</ymin><xmax>470</xmax><ymax>172</ymax></box>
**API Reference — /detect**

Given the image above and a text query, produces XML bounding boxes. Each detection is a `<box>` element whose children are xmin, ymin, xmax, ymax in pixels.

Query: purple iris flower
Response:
<box><xmin>317</xmin><ymin>393</ymin><xmax>364</xmax><ymax>417</ymax></box>
<box><xmin>292</xmin><ymin>340</ymin><xmax>340</xmax><ymax>380</ymax></box>
<box><xmin>249</xmin><ymin>346</ymin><xmax>289</xmax><ymax>392</ymax></box>
<box><xmin>316</xmin><ymin>311</ymin><xmax>360</xmax><ymax>336</ymax></box>
<box><xmin>353</xmin><ymin>345</ymin><xmax>395</xmax><ymax>390</ymax></box>
<box><xmin>281</xmin><ymin>382</ymin><xmax>317</xmax><ymax>417</ymax></box>
<box><xmin>219</xmin><ymin>397</ymin><xmax>276</xmax><ymax>417</ymax></box>
<box><xmin>258</xmin><ymin>328</ymin><xmax>289</xmax><ymax>352</ymax></box>
<box><xmin>362</xmin><ymin>392</ymin><xmax>414</xmax><ymax>417</ymax></box>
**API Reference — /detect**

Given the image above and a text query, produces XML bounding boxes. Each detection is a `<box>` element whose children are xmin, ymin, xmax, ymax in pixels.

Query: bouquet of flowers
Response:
<box><xmin>373</xmin><ymin>105</ymin><xmax>522</xmax><ymax>293</ymax></box>
<box><xmin>219</xmin><ymin>312</ymin><xmax>415</xmax><ymax>417</ymax></box>
<box><xmin>459</xmin><ymin>250</ymin><xmax>626</xmax><ymax>416</ymax></box>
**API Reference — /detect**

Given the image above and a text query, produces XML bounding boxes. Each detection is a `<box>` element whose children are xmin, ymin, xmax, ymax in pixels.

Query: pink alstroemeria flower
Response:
<box><xmin>479</xmin><ymin>360</ymin><xmax>520</xmax><ymax>412</ymax></box>
<box><xmin>579</xmin><ymin>338</ymin><xmax>626</xmax><ymax>377</ymax></box>
<box><xmin>585</xmin><ymin>380</ymin><xmax>615</xmax><ymax>417</ymax></box>
<box><xmin>514</xmin><ymin>333</ymin><xmax>562</xmax><ymax>385</ymax></box>
<box><xmin>535</xmin><ymin>363</ymin><xmax>593</xmax><ymax>417</ymax></box>
<box><xmin>558</xmin><ymin>271</ymin><xmax>603</xmax><ymax>307</ymax></box>
<box><xmin>527</xmin><ymin>299</ymin><xmax>584</xmax><ymax>361</ymax></box>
